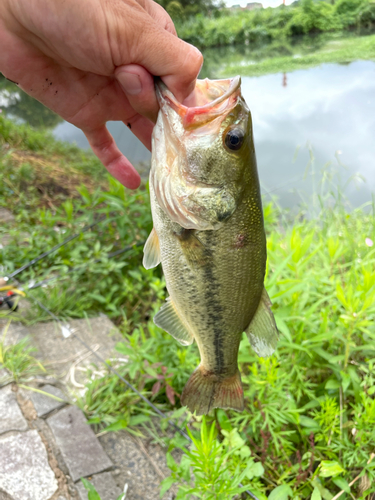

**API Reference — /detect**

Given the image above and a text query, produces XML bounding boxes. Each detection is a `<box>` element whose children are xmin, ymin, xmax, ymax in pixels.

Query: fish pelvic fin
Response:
<box><xmin>143</xmin><ymin>228</ymin><xmax>161</xmax><ymax>269</ymax></box>
<box><xmin>154</xmin><ymin>297</ymin><xmax>194</xmax><ymax>346</ymax></box>
<box><xmin>245</xmin><ymin>287</ymin><xmax>279</xmax><ymax>358</ymax></box>
<box><xmin>181</xmin><ymin>367</ymin><xmax>244</xmax><ymax>416</ymax></box>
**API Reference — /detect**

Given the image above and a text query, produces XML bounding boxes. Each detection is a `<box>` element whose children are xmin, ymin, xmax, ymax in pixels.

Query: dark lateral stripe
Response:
<box><xmin>203</xmin><ymin>232</ymin><xmax>225</xmax><ymax>372</ymax></box>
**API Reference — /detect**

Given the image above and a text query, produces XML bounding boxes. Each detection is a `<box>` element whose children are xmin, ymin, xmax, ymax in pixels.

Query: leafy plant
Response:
<box><xmin>2</xmin><ymin>114</ymin><xmax>375</xmax><ymax>500</ymax></box>
<box><xmin>0</xmin><ymin>324</ymin><xmax>45</xmax><ymax>382</ymax></box>
<box><xmin>175</xmin><ymin>0</ymin><xmax>375</xmax><ymax>50</ymax></box>
<box><xmin>81</xmin><ymin>477</ymin><xmax>125</xmax><ymax>500</ymax></box>
<box><xmin>161</xmin><ymin>417</ymin><xmax>265</xmax><ymax>499</ymax></box>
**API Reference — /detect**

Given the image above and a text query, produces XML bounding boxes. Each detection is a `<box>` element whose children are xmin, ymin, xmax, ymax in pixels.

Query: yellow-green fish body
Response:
<box><xmin>144</xmin><ymin>77</ymin><xmax>278</xmax><ymax>415</ymax></box>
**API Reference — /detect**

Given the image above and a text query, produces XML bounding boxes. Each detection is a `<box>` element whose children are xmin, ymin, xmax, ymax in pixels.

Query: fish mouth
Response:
<box><xmin>156</xmin><ymin>76</ymin><xmax>241</xmax><ymax>130</ymax></box>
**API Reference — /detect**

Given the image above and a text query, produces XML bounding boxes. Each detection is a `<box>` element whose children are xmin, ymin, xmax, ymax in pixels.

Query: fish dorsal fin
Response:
<box><xmin>245</xmin><ymin>288</ymin><xmax>278</xmax><ymax>357</ymax></box>
<box><xmin>143</xmin><ymin>228</ymin><xmax>161</xmax><ymax>269</ymax></box>
<box><xmin>154</xmin><ymin>297</ymin><xmax>194</xmax><ymax>346</ymax></box>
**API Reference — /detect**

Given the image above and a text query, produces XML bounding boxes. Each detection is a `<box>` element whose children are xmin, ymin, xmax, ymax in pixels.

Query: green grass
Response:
<box><xmin>199</xmin><ymin>31</ymin><xmax>375</xmax><ymax>79</ymax></box>
<box><xmin>0</xmin><ymin>321</ymin><xmax>46</xmax><ymax>383</ymax></box>
<box><xmin>1</xmin><ymin>115</ymin><xmax>375</xmax><ymax>499</ymax></box>
<box><xmin>217</xmin><ymin>32</ymin><xmax>375</xmax><ymax>77</ymax></box>
<box><xmin>0</xmin><ymin>114</ymin><xmax>156</xmax><ymax>322</ymax></box>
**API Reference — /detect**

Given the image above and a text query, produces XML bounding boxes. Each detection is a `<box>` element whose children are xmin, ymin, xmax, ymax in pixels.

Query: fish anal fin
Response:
<box><xmin>154</xmin><ymin>298</ymin><xmax>194</xmax><ymax>346</ymax></box>
<box><xmin>245</xmin><ymin>287</ymin><xmax>279</xmax><ymax>358</ymax></box>
<box><xmin>181</xmin><ymin>367</ymin><xmax>244</xmax><ymax>416</ymax></box>
<box><xmin>143</xmin><ymin>228</ymin><xmax>161</xmax><ymax>269</ymax></box>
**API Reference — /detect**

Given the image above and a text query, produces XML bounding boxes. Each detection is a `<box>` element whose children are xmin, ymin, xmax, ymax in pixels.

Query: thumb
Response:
<box><xmin>115</xmin><ymin>64</ymin><xmax>159</xmax><ymax>123</ymax></box>
<box><xmin>129</xmin><ymin>27</ymin><xmax>203</xmax><ymax>103</ymax></box>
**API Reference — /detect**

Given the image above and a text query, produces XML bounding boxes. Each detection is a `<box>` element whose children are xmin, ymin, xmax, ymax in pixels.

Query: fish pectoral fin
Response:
<box><xmin>245</xmin><ymin>287</ymin><xmax>279</xmax><ymax>358</ymax></box>
<box><xmin>154</xmin><ymin>298</ymin><xmax>194</xmax><ymax>346</ymax></box>
<box><xmin>143</xmin><ymin>228</ymin><xmax>161</xmax><ymax>269</ymax></box>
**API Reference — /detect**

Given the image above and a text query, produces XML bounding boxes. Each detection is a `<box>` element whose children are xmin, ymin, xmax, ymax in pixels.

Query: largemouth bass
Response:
<box><xmin>143</xmin><ymin>76</ymin><xmax>278</xmax><ymax>415</ymax></box>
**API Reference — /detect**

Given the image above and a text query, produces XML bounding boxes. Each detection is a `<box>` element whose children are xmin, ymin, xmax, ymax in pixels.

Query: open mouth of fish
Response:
<box><xmin>156</xmin><ymin>76</ymin><xmax>241</xmax><ymax>129</ymax></box>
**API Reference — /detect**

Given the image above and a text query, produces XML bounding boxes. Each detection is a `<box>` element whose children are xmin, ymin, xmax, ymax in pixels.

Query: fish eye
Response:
<box><xmin>224</xmin><ymin>128</ymin><xmax>245</xmax><ymax>152</ymax></box>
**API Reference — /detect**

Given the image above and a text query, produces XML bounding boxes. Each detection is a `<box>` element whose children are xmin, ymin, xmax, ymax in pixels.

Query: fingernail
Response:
<box><xmin>117</xmin><ymin>71</ymin><xmax>142</xmax><ymax>96</ymax></box>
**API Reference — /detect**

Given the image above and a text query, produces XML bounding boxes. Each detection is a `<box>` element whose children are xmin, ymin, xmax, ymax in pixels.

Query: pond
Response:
<box><xmin>1</xmin><ymin>35</ymin><xmax>374</xmax><ymax>210</ymax></box>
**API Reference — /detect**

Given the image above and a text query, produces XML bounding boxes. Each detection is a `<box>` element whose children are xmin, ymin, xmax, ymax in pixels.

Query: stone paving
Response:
<box><xmin>0</xmin><ymin>208</ymin><xmax>176</xmax><ymax>500</ymax></box>
<box><xmin>0</xmin><ymin>318</ymin><xmax>176</xmax><ymax>500</ymax></box>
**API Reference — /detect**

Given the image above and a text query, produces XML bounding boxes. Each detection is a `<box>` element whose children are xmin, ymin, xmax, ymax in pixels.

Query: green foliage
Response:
<box><xmin>206</xmin><ymin>32</ymin><xmax>375</xmax><ymax>78</ymax></box>
<box><xmin>81</xmin><ymin>477</ymin><xmax>125</xmax><ymax>500</ymax></box>
<box><xmin>78</xmin><ymin>318</ymin><xmax>200</xmax><ymax>427</ymax></box>
<box><xmin>287</xmin><ymin>0</ymin><xmax>343</xmax><ymax>35</ymax></box>
<box><xmin>76</xmin><ymin>174</ymin><xmax>375</xmax><ymax>499</ymax></box>
<box><xmin>2</xmin><ymin>116</ymin><xmax>375</xmax><ymax>499</ymax></box>
<box><xmin>176</xmin><ymin>0</ymin><xmax>375</xmax><ymax>49</ymax></box>
<box><xmin>357</xmin><ymin>0</ymin><xmax>375</xmax><ymax>27</ymax></box>
<box><xmin>161</xmin><ymin>417</ymin><xmax>264</xmax><ymax>499</ymax></box>
<box><xmin>0</xmin><ymin>112</ymin><xmax>105</xmax><ymax>183</ymax></box>
<box><xmin>0</xmin><ymin>75</ymin><xmax>62</xmax><ymax>128</ymax></box>
<box><xmin>0</xmin><ymin>323</ymin><xmax>45</xmax><ymax>382</ymax></box>
<box><xmin>0</xmin><ymin>121</ymin><xmax>155</xmax><ymax>320</ymax></box>
<box><xmin>155</xmin><ymin>0</ymin><xmax>223</xmax><ymax>21</ymax></box>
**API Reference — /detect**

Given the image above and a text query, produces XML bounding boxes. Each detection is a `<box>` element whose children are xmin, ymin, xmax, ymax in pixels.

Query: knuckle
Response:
<box><xmin>182</xmin><ymin>46</ymin><xmax>203</xmax><ymax>81</ymax></box>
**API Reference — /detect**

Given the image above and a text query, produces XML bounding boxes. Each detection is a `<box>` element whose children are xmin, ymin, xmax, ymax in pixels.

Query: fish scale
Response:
<box><xmin>143</xmin><ymin>76</ymin><xmax>279</xmax><ymax>415</ymax></box>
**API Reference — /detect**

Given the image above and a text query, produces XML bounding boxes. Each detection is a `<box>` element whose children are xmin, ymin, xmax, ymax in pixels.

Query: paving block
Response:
<box><xmin>99</xmin><ymin>431</ymin><xmax>175</xmax><ymax>500</ymax></box>
<box><xmin>47</xmin><ymin>405</ymin><xmax>113</xmax><ymax>482</ymax></box>
<box><xmin>75</xmin><ymin>472</ymin><xmax>122</xmax><ymax>500</ymax></box>
<box><xmin>0</xmin><ymin>429</ymin><xmax>58</xmax><ymax>500</ymax></box>
<box><xmin>28</xmin><ymin>317</ymin><xmax>123</xmax><ymax>386</ymax></box>
<box><xmin>0</xmin><ymin>322</ymin><xmax>30</xmax><ymax>347</ymax></box>
<box><xmin>0</xmin><ymin>367</ymin><xmax>10</xmax><ymax>387</ymax></box>
<box><xmin>0</xmin><ymin>385</ymin><xmax>28</xmax><ymax>435</ymax></box>
<box><xmin>0</xmin><ymin>208</ymin><xmax>15</xmax><ymax>224</ymax></box>
<box><xmin>29</xmin><ymin>384</ymin><xmax>67</xmax><ymax>417</ymax></box>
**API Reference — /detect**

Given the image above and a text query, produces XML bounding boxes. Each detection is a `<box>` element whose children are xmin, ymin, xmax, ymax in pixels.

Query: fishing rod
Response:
<box><xmin>3</xmin><ymin>214</ymin><xmax>112</xmax><ymax>281</ymax></box>
<box><xmin>1</xmin><ymin>212</ymin><xmax>260</xmax><ymax>499</ymax></box>
<box><xmin>22</xmin><ymin>242</ymin><xmax>144</xmax><ymax>292</ymax></box>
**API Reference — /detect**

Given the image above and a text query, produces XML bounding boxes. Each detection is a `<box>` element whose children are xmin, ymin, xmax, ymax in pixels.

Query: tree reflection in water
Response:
<box><xmin>0</xmin><ymin>75</ymin><xmax>62</xmax><ymax>128</ymax></box>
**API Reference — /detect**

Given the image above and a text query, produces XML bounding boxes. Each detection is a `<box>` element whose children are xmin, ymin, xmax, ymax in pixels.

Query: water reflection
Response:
<box><xmin>1</xmin><ymin>48</ymin><xmax>374</xmax><ymax>208</ymax></box>
<box><xmin>0</xmin><ymin>77</ymin><xmax>62</xmax><ymax>128</ymax></box>
<box><xmin>53</xmin><ymin>120</ymin><xmax>150</xmax><ymax>166</ymax></box>
<box><xmin>241</xmin><ymin>60</ymin><xmax>375</xmax><ymax>209</ymax></box>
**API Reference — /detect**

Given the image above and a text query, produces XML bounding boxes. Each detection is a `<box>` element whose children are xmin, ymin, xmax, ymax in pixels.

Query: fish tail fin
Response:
<box><xmin>181</xmin><ymin>366</ymin><xmax>244</xmax><ymax>416</ymax></box>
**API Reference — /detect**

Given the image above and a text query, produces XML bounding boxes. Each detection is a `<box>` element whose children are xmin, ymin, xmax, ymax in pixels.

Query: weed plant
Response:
<box><xmin>81</xmin><ymin>477</ymin><xmax>125</xmax><ymax>500</ymax></box>
<box><xmin>79</xmin><ymin>175</ymin><xmax>375</xmax><ymax>498</ymax></box>
<box><xmin>0</xmin><ymin>115</ymin><xmax>157</xmax><ymax>322</ymax></box>
<box><xmin>0</xmin><ymin>321</ymin><xmax>45</xmax><ymax>383</ymax></box>
<box><xmin>175</xmin><ymin>0</ymin><xmax>375</xmax><ymax>49</ymax></box>
<box><xmin>1</xmin><ymin>115</ymin><xmax>375</xmax><ymax>498</ymax></box>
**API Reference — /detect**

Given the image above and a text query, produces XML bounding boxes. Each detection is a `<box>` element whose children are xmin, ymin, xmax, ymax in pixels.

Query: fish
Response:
<box><xmin>143</xmin><ymin>76</ymin><xmax>278</xmax><ymax>415</ymax></box>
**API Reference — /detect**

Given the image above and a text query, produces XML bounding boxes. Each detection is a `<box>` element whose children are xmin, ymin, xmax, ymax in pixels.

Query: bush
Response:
<box><xmin>357</xmin><ymin>0</ymin><xmax>375</xmax><ymax>26</ymax></box>
<box><xmin>175</xmin><ymin>0</ymin><xmax>375</xmax><ymax>48</ymax></box>
<box><xmin>335</xmin><ymin>0</ymin><xmax>367</xmax><ymax>26</ymax></box>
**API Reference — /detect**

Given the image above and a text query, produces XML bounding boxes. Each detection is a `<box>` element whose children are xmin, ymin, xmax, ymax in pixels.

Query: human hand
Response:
<box><xmin>0</xmin><ymin>0</ymin><xmax>202</xmax><ymax>188</ymax></box>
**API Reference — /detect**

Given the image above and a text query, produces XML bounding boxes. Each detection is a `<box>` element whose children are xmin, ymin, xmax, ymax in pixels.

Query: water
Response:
<box><xmin>1</xmin><ymin>47</ymin><xmax>374</xmax><ymax>209</ymax></box>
